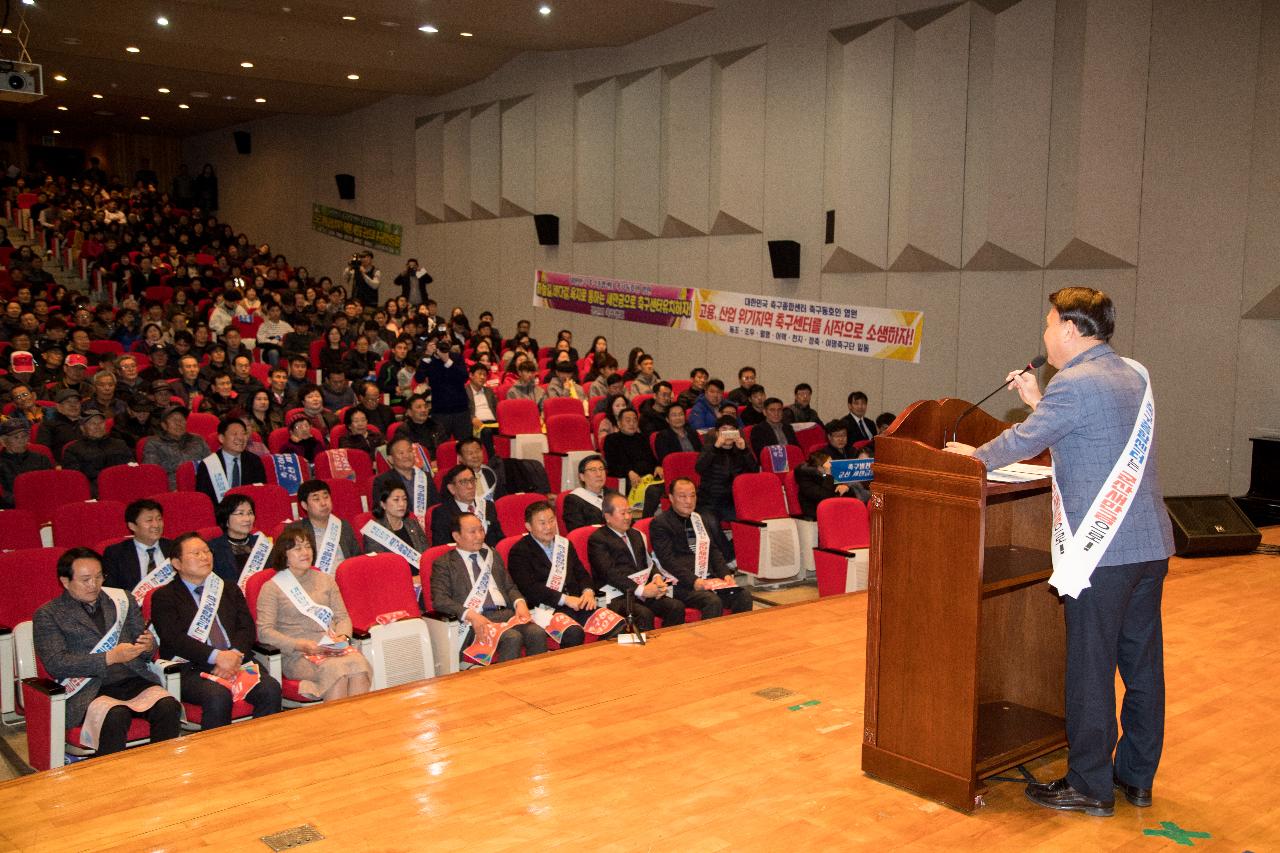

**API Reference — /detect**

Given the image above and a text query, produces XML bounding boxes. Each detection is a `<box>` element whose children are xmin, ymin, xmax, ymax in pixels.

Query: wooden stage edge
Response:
<box><xmin>3</xmin><ymin>531</ymin><xmax>1278</xmax><ymax>853</ymax></box>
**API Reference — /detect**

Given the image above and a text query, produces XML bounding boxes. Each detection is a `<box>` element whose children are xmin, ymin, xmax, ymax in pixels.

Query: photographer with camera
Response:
<box><xmin>694</xmin><ymin>416</ymin><xmax>758</xmax><ymax>526</ymax></box>
<box><xmin>412</xmin><ymin>332</ymin><xmax>471</xmax><ymax>441</ymax></box>
<box><xmin>394</xmin><ymin>258</ymin><xmax>433</xmax><ymax>306</ymax></box>
<box><xmin>343</xmin><ymin>250</ymin><xmax>381</xmax><ymax>307</ymax></box>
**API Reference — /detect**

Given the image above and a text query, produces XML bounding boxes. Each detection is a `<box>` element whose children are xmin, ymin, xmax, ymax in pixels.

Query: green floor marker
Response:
<box><xmin>787</xmin><ymin>700</ymin><xmax>820</xmax><ymax>711</ymax></box>
<box><xmin>1143</xmin><ymin>821</ymin><xmax>1211</xmax><ymax>847</ymax></box>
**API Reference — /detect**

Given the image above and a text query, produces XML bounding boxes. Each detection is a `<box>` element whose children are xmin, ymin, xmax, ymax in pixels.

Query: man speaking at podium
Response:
<box><xmin>945</xmin><ymin>287</ymin><xmax>1175</xmax><ymax>817</ymax></box>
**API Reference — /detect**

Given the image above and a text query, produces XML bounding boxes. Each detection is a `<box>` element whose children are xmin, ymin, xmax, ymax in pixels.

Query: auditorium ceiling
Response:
<box><xmin>0</xmin><ymin>0</ymin><xmax>716</xmax><ymax>136</ymax></box>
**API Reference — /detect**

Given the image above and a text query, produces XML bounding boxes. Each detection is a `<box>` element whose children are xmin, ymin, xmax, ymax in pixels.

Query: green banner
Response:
<box><xmin>311</xmin><ymin>203</ymin><xmax>402</xmax><ymax>255</ymax></box>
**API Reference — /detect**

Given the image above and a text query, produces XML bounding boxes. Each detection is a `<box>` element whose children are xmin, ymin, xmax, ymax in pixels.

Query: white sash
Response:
<box><xmin>187</xmin><ymin>574</ymin><xmax>224</xmax><ymax>644</ymax></box>
<box><xmin>61</xmin><ymin>588</ymin><xmax>130</xmax><ymax>699</ymax></box>
<box><xmin>461</xmin><ymin>550</ymin><xmax>497</xmax><ymax>612</ymax></box>
<box><xmin>411</xmin><ymin>468</ymin><xmax>428</xmax><ymax>524</ymax></box>
<box><xmin>271</xmin><ymin>570</ymin><xmax>333</xmax><ymax>631</ymax></box>
<box><xmin>689</xmin><ymin>511</ymin><xmax>711</xmax><ymax>579</ymax></box>
<box><xmin>570</xmin><ymin>487</ymin><xmax>604</xmax><ymax>509</ymax></box>
<box><xmin>237</xmin><ymin>533</ymin><xmax>273</xmax><ymax>593</ymax></box>
<box><xmin>131</xmin><ymin>558</ymin><xmax>174</xmax><ymax>606</ymax></box>
<box><xmin>460</xmin><ymin>499</ymin><xmax>490</xmax><ymax>530</ymax></box>
<box><xmin>202</xmin><ymin>451</ymin><xmax>230</xmax><ymax>502</ymax></box>
<box><xmin>475</xmin><ymin>467</ymin><xmax>492</xmax><ymax>502</ymax></box>
<box><xmin>314</xmin><ymin>517</ymin><xmax>343</xmax><ymax>575</ymax></box>
<box><xmin>1048</xmin><ymin>358</ymin><xmax>1155</xmax><ymax>599</ymax></box>
<box><xmin>545</xmin><ymin>536</ymin><xmax>570</xmax><ymax>592</ymax></box>
<box><xmin>361</xmin><ymin>518</ymin><xmax>424</xmax><ymax>567</ymax></box>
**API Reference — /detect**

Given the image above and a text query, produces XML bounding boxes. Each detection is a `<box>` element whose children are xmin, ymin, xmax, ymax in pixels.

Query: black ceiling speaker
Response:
<box><xmin>335</xmin><ymin>173</ymin><xmax>356</xmax><ymax>201</ymax></box>
<box><xmin>768</xmin><ymin>239</ymin><xmax>800</xmax><ymax>279</ymax></box>
<box><xmin>533</xmin><ymin>213</ymin><xmax>560</xmax><ymax>246</ymax></box>
<box><xmin>232</xmin><ymin>130</ymin><xmax>251</xmax><ymax>155</ymax></box>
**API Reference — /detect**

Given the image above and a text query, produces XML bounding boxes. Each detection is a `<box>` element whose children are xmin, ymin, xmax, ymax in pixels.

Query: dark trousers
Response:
<box><xmin>435</xmin><ymin>410</ymin><xmax>472</xmax><ymax>443</ymax></box>
<box><xmin>551</xmin><ymin>603</ymin><xmax>624</xmax><ymax>647</ymax></box>
<box><xmin>1063</xmin><ymin>558</ymin><xmax>1168</xmax><ymax>801</ymax></box>
<box><xmin>179</xmin><ymin>667</ymin><xmax>283</xmax><ymax>729</ymax></box>
<box><xmin>96</xmin><ymin>676</ymin><xmax>182</xmax><ymax>756</ymax></box>
<box><xmin>608</xmin><ymin>592</ymin><xmax>685</xmax><ymax>631</ymax></box>
<box><xmin>462</xmin><ymin>606</ymin><xmax>548</xmax><ymax>663</ymax></box>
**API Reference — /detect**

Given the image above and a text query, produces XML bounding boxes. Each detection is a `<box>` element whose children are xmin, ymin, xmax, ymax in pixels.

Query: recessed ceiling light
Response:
<box><xmin>254</xmin><ymin>97</ymin><xmax>267</xmax><ymax>103</ymax></box>
<box><xmin>53</xmin><ymin>130</ymin><xmax>61</xmax><ymax>135</ymax></box>
<box><xmin>240</xmin><ymin>61</ymin><xmax>254</xmax><ymax>68</ymax></box>
<box><xmin>158</xmin><ymin>87</ymin><xmax>171</xmax><ymax>94</ymax></box>
<box><xmin>346</xmin><ymin>73</ymin><xmax>360</xmax><ymax>80</ymax></box>
<box><xmin>178</xmin><ymin>103</ymin><xmax>190</xmax><ymax>109</ymax></box>
<box><xmin>460</xmin><ymin>32</ymin><xmax>473</xmax><ymax>37</ymax></box>
<box><xmin>418</xmin><ymin>24</ymin><xmax>437</xmax><ymax>33</ymax></box>
<box><xmin>92</xmin><ymin>93</ymin><xmax>104</xmax><ymax>99</ymax></box>
<box><xmin>1</xmin><ymin>28</ymin><xmax>11</xmax><ymax>35</ymax></box>
<box><xmin>379</xmin><ymin>20</ymin><xmax>398</xmax><ymax>27</ymax></box>
<box><xmin>140</xmin><ymin>115</ymin><xmax>151</xmax><ymax>120</ymax></box>
<box><xmin>22</xmin><ymin>0</ymin><xmax>35</xmax><ymax>6</ymax></box>
<box><xmin>342</xmin><ymin>15</ymin><xmax>356</xmax><ymax>21</ymax></box>
<box><xmin>190</xmin><ymin>91</ymin><xmax>210</xmax><ymax>98</ymax></box>
<box><xmin>56</xmin><ymin>105</ymin><xmax>68</xmax><ymax>111</ymax></box>
<box><xmin>53</xmin><ymin>73</ymin><xmax>67</xmax><ymax>82</ymax></box>
<box><xmin>156</xmin><ymin>16</ymin><xmax>169</xmax><ymax>26</ymax></box>
<box><xmin>539</xmin><ymin>5</ymin><xmax>552</xmax><ymax>15</ymax></box>
<box><xmin>125</xmin><ymin>46</ymin><xmax>141</xmax><ymax>54</ymax></box>
<box><xmin>223</xmin><ymin>95</ymin><xmax>237</xmax><ymax>100</ymax></box>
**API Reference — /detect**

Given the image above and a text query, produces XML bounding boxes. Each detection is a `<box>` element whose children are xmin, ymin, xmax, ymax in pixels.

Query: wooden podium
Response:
<box><xmin>861</xmin><ymin>397</ymin><xmax>1066</xmax><ymax>812</ymax></box>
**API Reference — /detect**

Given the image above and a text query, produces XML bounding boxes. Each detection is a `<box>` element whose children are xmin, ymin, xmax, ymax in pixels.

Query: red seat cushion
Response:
<box><xmin>67</xmin><ymin>716</ymin><xmax>151</xmax><ymax>749</ymax></box>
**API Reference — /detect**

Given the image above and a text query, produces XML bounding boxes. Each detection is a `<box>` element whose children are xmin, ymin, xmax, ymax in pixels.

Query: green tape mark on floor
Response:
<box><xmin>787</xmin><ymin>700</ymin><xmax>820</xmax><ymax>712</ymax></box>
<box><xmin>1143</xmin><ymin>821</ymin><xmax>1211</xmax><ymax>846</ymax></box>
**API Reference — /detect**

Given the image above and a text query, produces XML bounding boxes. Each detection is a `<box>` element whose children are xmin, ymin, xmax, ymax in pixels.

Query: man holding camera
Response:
<box><xmin>394</xmin><ymin>258</ymin><xmax>433</xmax><ymax>306</ymax></box>
<box><xmin>413</xmin><ymin>335</ymin><xmax>471</xmax><ymax>441</ymax></box>
<box><xmin>695</xmin><ymin>416</ymin><xmax>759</xmax><ymax>524</ymax></box>
<box><xmin>343</xmin><ymin>250</ymin><xmax>381</xmax><ymax>307</ymax></box>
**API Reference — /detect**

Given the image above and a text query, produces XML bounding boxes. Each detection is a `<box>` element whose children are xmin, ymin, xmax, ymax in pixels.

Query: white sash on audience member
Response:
<box><xmin>462</xmin><ymin>550</ymin><xmax>496</xmax><ymax>612</ymax></box>
<box><xmin>360</xmin><ymin>519</ymin><xmax>423</xmax><ymax>567</ymax></box>
<box><xmin>187</xmin><ymin>574</ymin><xmax>225</xmax><ymax>643</ymax></box>
<box><xmin>475</xmin><ymin>468</ymin><xmax>492</xmax><ymax>502</ymax></box>
<box><xmin>570</xmin><ymin>487</ymin><xmax>603</xmax><ymax>509</ymax></box>
<box><xmin>130</xmin><ymin>559</ymin><xmax>175</xmax><ymax>606</ymax></box>
<box><xmin>271</xmin><ymin>570</ymin><xmax>333</xmax><ymax>630</ymax></box>
<box><xmin>202</xmin><ymin>452</ymin><xmax>230</xmax><ymax>502</ymax></box>
<box><xmin>62</xmin><ymin>588</ymin><xmax>129</xmax><ymax>698</ymax></box>
<box><xmin>545</xmin><ymin>536</ymin><xmax>570</xmax><ymax>592</ymax></box>
<box><xmin>689</xmin><ymin>512</ymin><xmax>711</xmax><ymax>578</ymax></box>
<box><xmin>411</xmin><ymin>469</ymin><xmax>428</xmax><ymax>524</ymax></box>
<box><xmin>1048</xmin><ymin>358</ymin><xmax>1155</xmax><ymax>600</ymax></box>
<box><xmin>314</xmin><ymin>517</ymin><xmax>343</xmax><ymax>574</ymax></box>
<box><xmin>237</xmin><ymin>533</ymin><xmax>273</xmax><ymax>593</ymax></box>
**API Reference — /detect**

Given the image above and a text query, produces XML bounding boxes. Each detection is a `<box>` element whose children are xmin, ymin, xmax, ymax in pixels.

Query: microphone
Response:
<box><xmin>950</xmin><ymin>355</ymin><xmax>1046</xmax><ymax>444</ymax></box>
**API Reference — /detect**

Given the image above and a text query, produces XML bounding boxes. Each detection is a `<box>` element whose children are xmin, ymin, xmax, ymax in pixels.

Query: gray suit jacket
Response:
<box><xmin>32</xmin><ymin>590</ymin><xmax>160</xmax><ymax>729</ymax></box>
<box><xmin>428</xmin><ymin>548</ymin><xmax>524</xmax><ymax>619</ymax></box>
<box><xmin>974</xmin><ymin>343</ymin><xmax>1174</xmax><ymax>567</ymax></box>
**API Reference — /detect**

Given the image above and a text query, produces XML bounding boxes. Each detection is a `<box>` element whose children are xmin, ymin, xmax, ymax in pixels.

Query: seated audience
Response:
<box><xmin>151</xmin><ymin>532</ymin><xmax>282</xmax><ymax>728</ymax></box>
<box><xmin>371</xmin><ymin>435</ymin><xmax>441</xmax><ymax>522</ymax></box>
<box><xmin>362</xmin><ymin>480</ymin><xmax>429</xmax><ymax>565</ymax></box>
<box><xmin>626</xmin><ymin>354</ymin><xmax>660</xmax><ymax>399</ymax></box>
<box><xmin>0</xmin><ymin>416</ymin><xmax>53</xmax><ymax>507</ymax></box>
<box><xmin>194</xmin><ymin>417</ymin><xmax>267</xmax><ymax>503</ymax></box>
<box><xmin>688</xmin><ymin>378</ymin><xmax>725</xmax><ymax>431</ymax></box>
<box><xmin>61</xmin><ymin>410</ymin><xmax>132</xmax><ymax>496</ymax></box>
<box><xmin>505</xmin><ymin>359</ymin><xmax>546</xmax><ymax>407</ymax></box>
<box><xmin>823</xmin><ymin>420</ymin><xmax>857</xmax><ymax>460</ymax></box>
<box><xmin>255</xmin><ymin>525</ymin><xmax>373</xmax><ymax>701</ymax></box>
<box><xmin>696</xmin><ymin>416</ymin><xmax>758</xmax><ymax>523</ymax></box>
<box><xmin>353</xmin><ymin>380</ymin><xmax>395</xmax><ymax>435</ymax></box>
<box><xmin>749</xmin><ymin>397</ymin><xmax>801</xmax><ymax>458</ymax></box>
<box><xmin>653</xmin><ymin>403</ymin><xmax>702</xmax><ymax>463</ymax></box>
<box><xmin>290</xmin><ymin>479</ymin><xmax>360</xmax><ymax>574</ymax></box>
<box><xmin>638</xmin><ymin>381</ymin><xmax>674</xmax><ymax>435</ymax></box>
<box><xmin>739</xmin><ymin>384</ymin><xmax>767</xmax><ymax>426</ymax></box>
<box><xmin>726</xmin><ymin>366</ymin><xmax>757</xmax><ymax>406</ymax></box>
<box><xmin>102</xmin><ymin>498</ymin><xmax>173</xmax><ymax>593</ymax></box>
<box><xmin>280</xmin><ymin>409</ymin><xmax>321</xmax><ymax>462</ymax></box>
<box><xmin>561</xmin><ymin>454</ymin><xmax>608</xmax><ymax>532</ymax></box>
<box><xmin>143</xmin><ymin>405</ymin><xmax>212</xmax><ymax>488</ymax></box>
<box><xmin>785</xmin><ymin>382</ymin><xmax>822</xmax><ymax>426</ymax></box>
<box><xmin>429</xmin><ymin>512</ymin><xmax>548</xmax><ymax>663</ymax></box>
<box><xmin>507</xmin><ymin>500</ymin><xmax>624</xmax><ymax>647</ymax></box>
<box><xmin>456</xmin><ymin>435</ymin><xmax>505</xmax><ymax>500</ymax></box>
<box><xmin>338</xmin><ymin>406</ymin><xmax>380</xmax><ymax>461</ymax></box>
<box><xmin>841</xmin><ymin>391</ymin><xmax>877</xmax><ymax>444</ymax></box>
<box><xmin>33</xmin><ymin>548</ymin><xmax>182</xmax><ymax>756</ymax></box>
<box><xmin>794</xmin><ymin>450</ymin><xmax>865</xmax><ymax>521</ymax></box>
<box><xmin>208</xmin><ymin>493</ymin><xmax>274</xmax><ymax>588</ymax></box>
<box><xmin>602</xmin><ymin>409</ymin><xmax>663</xmax><ymax>516</ymax></box>
<box><xmin>35</xmin><ymin>388</ymin><xmax>83</xmax><ymax>461</ymax></box>
<box><xmin>432</xmin><ymin>464</ymin><xmax>501</xmax><ymax>549</ymax></box>
<box><xmin>398</xmin><ymin>393</ymin><xmax>444</xmax><ymax>454</ymax></box>
<box><xmin>586</xmin><ymin>491</ymin><xmax>685</xmax><ymax>631</ymax></box>
<box><xmin>675</xmin><ymin>367</ymin><xmax>708</xmax><ymax>411</ymax></box>
<box><xmin>650</xmin><ymin>478</ymin><xmax>752</xmax><ymax>617</ymax></box>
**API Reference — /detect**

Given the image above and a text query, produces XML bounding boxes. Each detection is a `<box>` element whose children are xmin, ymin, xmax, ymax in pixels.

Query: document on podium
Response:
<box><xmin>986</xmin><ymin>463</ymin><xmax>1053</xmax><ymax>483</ymax></box>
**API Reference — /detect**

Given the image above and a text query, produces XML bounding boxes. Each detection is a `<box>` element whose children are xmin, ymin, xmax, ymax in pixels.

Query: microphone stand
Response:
<box><xmin>623</xmin><ymin>587</ymin><xmax>647</xmax><ymax>645</ymax></box>
<box><xmin>949</xmin><ymin>358</ymin><xmax>1046</xmax><ymax>444</ymax></box>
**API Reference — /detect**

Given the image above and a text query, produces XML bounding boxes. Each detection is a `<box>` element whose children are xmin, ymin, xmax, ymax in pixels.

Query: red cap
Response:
<box><xmin>66</xmin><ymin>354</ymin><xmax>89</xmax><ymax>368</ymax></box>
<box><xmin>9</xmin><ymin>351</ymin><xmax>34</xmax><ymax>373</ymax></box>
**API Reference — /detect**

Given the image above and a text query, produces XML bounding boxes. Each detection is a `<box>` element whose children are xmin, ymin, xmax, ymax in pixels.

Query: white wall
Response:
<box><xmin>185</xmin><ymin>0</ymin><xmax>1280</xmax><ymax>496</ymax></box>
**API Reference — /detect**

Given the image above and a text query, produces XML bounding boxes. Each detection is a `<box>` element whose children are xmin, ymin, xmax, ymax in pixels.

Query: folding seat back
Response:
<box><xmin>243</xmin><ymin>570</ymin><xmax>321</xmax><ymax>708</ymax></box>
<box><xmin>668</xmin><ymin>379</ymin><xmax>692</xmax><ymax>399</ymax></box>
<box><xmin>313</xmin><ymin>448</ymin><xmax>375</xmax><ymax>484</ymax></box>
<box><xmin>730</xmin><ymin>473</ymin><xmax>803</xmax><ymax>581</ymax></box>
<box><xmin>543</xmin><ymin>396</ymin><xmax>588</xmax><ymax>420</ymax></box>
<box><xmin>335</xmin><ymin>554</ymin><xmax>434</xmax><ymax>691</ymax></box>
<box><xmin>52</xmin><ymin>500</ymin><xmax>128</xmax><ymax>549</ymax></box>
<box><xmin>496</xmin><ymin>398</ymin><xmax>548</xmax><ymax>461</ymax></box>
<box><xmin>0</xmin><ymin>547</ymin><xmax>65</xmax><ymax>721</ymax></box>
<box><xmin>814</xmin><ymin>497</ymin><xmax>870</xmax><ymax>597</ymax></box>
<box><xmin>152</xmin><ymin>490</ymin><xmax>216</xmax><ymax>535</ymax></box>
<box><xmin>495</xmin><ymin>492</ymin><xmax>545</xmax><ymax>539</ymax></box>
<box><xmin>566</xmin><ymin>525</ymin><xmax>598</xmax><ymax>577</ymax></box>
<box><xmin>543</xmin><ymin>414</ymin><xmax>595</xmax><ymax>492</ymax></box>
<box><xmin>795</xmin><ymin>424</ymin><xmax>828</xmax><ymax>455</ymax></box>
<box><xmin>186</xmin><ymin>412</ymin><xmax>219</xmax><ymax>438</ymax></box>
<box><xmin>267</xmin><ymin>427</ymin><xmax>291</xmax><ymax>454</ymax></box>
<box><xmin>175</xmin><ymin>461</ymin><xmax>198</xmax><ymax>492</ymax></box>
<box><xmin>227</xmin><ymin>484</ymin><xmax>294</xmax><ymax>533</ymax></box>
<box><xmin>417</xmin><ymin>544</ymin><xmax>462</xmax><ymax>676</ymax></box>
<box><xmin>435</xmin><ymin>439</ymin><xmax>461</xmax><ymax>472</ymax></box>
<box><xmin>88</xmin><ymin>340</ymin><xmax>124</xmax><ymax>357</ymax></box>
<box><xmin>14</xmin><ymin>469</ymin><xmax>91</xmax><ymax>527</ymax></box>
<box><xmin>495</xmin><ymin>534</ymin><xmax>522</xmax><ymax>567</ymax></box>
<box><xmin>758</xmin><ymin>444</ymin><xmax>804</xmax><ymax>474</ymax></box>
<box><xmin>661</xmin><ymin>452</ymin><xmax>700</xmax><ymax>493</ymax></box>
<box><xmin>323</xmin><ymin>477</ymin><xmax>367</xmax><ymax>520</ymax></box>
<box><xmin>0</xmin><ymin>509</ymin><xmax>43</xmax><ymax>552</ymax></box>
<box><xmin>97</xmin><ymin>463</ymin><xmax>169</xmax><ymax>505</ymax></box>
<box><xmin>264</xmin><ymin>452</ymin><xmax>310</xmax><ymax>495</ymax></box>
<box><xmin>554</xmin><ymin>490</ymin><xmax>572</xmax><ymax>535</ymax></box>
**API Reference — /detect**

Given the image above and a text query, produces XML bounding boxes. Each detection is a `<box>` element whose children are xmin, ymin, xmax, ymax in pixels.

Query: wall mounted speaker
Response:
<box><xmin>1164</xmin><ymin>495</ymin><xmax>1262</xmax><ymax>556</ymax></box>
<box><xmin>534</xmin><ymin>213</ymin><xmax>560</xmax><ymax>246</ymax></box>
<box><xmin>232</xmin><ymin>131</ymin><xmax>251</xmax><ymax>155</ymax></box>
<box><xmin>335</xmin><ymin>173</ymin><xmax>356</xmax><ymax>201</ymax></box>
<box><xmin>768</xmin><ymin>240</ymin><xmax>800</xmax><ymax>279</ymax></box>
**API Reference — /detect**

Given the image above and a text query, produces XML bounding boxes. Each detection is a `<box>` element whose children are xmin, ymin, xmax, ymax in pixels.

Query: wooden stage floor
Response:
<box><xmin>2</xmin><ymin>531</ymin><xmax>1278</xmax><ymax>852</ymax></box>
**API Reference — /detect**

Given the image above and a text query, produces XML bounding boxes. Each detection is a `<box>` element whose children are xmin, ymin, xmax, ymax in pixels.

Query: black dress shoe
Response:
<box><xmin>1024</xmin><ymin>777</ymin><xmax>1114</xmax><ymax>816</ymax></box>
<box><xmin>1113</xmin><ymin>772</ymin><xmax>1153</xmax><ymax>807</ymax></box>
